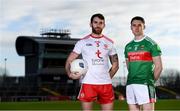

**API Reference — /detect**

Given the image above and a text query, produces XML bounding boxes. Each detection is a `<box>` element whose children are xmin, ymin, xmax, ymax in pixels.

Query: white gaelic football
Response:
<box><xmin>70</xmin><ymin>59</ymin><xmax>88</xmax><ymax>76</ymax></box>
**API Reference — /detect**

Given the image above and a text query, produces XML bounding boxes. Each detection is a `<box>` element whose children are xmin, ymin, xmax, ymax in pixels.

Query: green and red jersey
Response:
<box><xmin>124</xmin><ymin>36</ymin><xmax>162</xmax><ymax>86</ymax></box>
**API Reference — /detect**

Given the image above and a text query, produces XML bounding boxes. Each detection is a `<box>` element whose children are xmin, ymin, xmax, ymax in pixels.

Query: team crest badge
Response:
<box><xmin>104</xmin><ymin>44</ymin><xmax>108</xmax><ymax>50</ymax></box>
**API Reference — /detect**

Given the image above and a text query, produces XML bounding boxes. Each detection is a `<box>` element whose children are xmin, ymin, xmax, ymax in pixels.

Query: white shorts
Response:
<box><xmin>126</xmin><ymin>84</ymin><xmax>156</xmax><ymax>105</ymax></box>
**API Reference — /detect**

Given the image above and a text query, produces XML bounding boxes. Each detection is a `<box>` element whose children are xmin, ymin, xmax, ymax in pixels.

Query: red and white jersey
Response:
<box><xmin>73</xmin><ymin>34</ymin><xmax>117</xmax><ymax>84</ymax></box>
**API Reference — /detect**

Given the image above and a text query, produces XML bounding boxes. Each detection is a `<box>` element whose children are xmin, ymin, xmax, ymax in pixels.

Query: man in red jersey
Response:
<box><xmin>65</xmin><ymin>13</ymin><xmax>119</xmax><ymax>111</ymax></box>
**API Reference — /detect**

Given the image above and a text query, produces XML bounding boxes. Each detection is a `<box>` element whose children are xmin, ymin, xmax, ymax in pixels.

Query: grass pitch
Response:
<box><xmin>0</xmin><ymin>99</ymin><xmax>179</xmax><ymax>110</ymax></box>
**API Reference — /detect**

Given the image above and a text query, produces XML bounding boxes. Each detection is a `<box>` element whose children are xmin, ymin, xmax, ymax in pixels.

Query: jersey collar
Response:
<box><xmin>134</xmin><ymin>35</ymin><xmax>146</xmax><ymax>42</ymax></box>
<box><xmin>90</xmin><ymin>34</ymin><xmax>104</xmax><ymax>39</ymax></box>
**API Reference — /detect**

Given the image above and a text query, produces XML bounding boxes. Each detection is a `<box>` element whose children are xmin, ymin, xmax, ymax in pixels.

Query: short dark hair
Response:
<box><xmin>90</xmin><ymin>13</ymin><xmax>105</xmax><ymax>23</ymax></box>
<box><xmin>131</xmin><ymin>16</ymin><xmax>145</xmax><ymax>24</ymax></box>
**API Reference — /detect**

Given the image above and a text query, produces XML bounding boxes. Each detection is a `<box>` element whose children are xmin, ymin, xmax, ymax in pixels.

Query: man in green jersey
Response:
<box><xmin>124</xmin><ymin>16</ymin><xmax>163</xmax><ymax>111</ymax></box>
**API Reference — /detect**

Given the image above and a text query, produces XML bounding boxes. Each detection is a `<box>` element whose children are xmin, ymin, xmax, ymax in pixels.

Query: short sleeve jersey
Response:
<box><xmin>73</xmin><ymin>34</ymin><xmax>117</xmax><ymax>84</ymax></box>
<box><xmin>124</xmin><ymin>36</ymin><xmax>162</xmax><ymax>86</ymax></box>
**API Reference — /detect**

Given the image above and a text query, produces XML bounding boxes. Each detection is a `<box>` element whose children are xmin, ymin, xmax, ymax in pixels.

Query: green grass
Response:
<box><xmin>0</xmin><ymin>100</ymin><xmax>179</xmax><ymax>110</ymax></box>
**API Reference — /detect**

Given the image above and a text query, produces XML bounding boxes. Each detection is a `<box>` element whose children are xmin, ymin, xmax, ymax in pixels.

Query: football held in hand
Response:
<box><xmin>70</xmin><ymin>59</ymin><xmax>88</xmax><ymax>76</ymax></box>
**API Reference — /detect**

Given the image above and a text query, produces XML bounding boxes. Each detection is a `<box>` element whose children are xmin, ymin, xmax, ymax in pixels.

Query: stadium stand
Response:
<box><xmin>0</xmin><ymin>29</ymin><xmax>80</xmax><ymax>102</ymax></box>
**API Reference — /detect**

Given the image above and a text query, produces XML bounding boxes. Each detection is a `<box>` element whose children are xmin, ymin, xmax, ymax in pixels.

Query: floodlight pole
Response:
<box><xmin>123</xmin><ymin>61</ymin><xmax>126</xmax><ymax>85</ymax></box>
<box><xmin>4</xmin><ymin>58</ymin><xmax>7</xmax><ymax>76</ymax></box>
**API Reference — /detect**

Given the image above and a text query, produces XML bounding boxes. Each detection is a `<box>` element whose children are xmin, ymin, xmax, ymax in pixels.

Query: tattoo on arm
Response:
<box><xmin>109</xmin><ymin>54</ymin><xmax>119</xmax><ymax>78</ymax></box>
<box><xmin>110</xmin><ymin>54</ymin><xmax>118</xmax><ymax>63</ymax></box>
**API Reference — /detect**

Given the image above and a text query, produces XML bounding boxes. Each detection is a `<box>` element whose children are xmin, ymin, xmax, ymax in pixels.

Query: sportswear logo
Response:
<box><xmin>128</xmin><ymin>47</ymin><xmax>132</xmax><ymax>50</ymax></box>
<box><xmin>86</xmin><ymin>43</ymin><xmax>92</xmax><ymax>46</ymax></box>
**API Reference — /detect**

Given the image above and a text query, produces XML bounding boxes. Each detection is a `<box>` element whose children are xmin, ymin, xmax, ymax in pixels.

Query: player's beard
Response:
<box><xmin>92</xmin><ymin>27</ymin><xmax>103</xmax><ymax>35</ymax></box>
